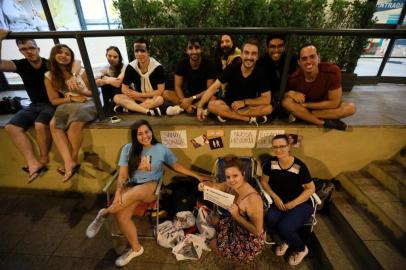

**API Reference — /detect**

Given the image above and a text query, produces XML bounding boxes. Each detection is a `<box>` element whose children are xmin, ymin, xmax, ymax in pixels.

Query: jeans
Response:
<box><xmin>265</xmin><ymin>202</ymin><xmax>314</xmax><ymax>252</ymax></box>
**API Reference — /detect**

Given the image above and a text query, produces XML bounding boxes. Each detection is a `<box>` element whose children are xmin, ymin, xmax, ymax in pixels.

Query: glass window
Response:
<box><xmin>79</xmin><ymin>0</ymin><xmax>121</xmax><ymax>29</ymax></box>
<box><xmin>382</xmin><ymin>58</ymin><xmax>406</xmax><ymax>76</ymax></box>
<box><xmin>354</xmin><ymin>58</ymin><xmax>384</xmax><ymax>76</ymax></box>
<box><xmin>48</xmin><ymin>0</ymin><xmax>81</xmax><ymax>30</ymax></box>
<box><xmin>1</xmin><ymin>0</ymin><xmax>49</xmax><ymax>31</ymax></box>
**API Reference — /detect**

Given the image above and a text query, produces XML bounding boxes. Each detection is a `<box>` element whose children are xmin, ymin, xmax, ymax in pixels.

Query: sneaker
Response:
<box><xmin>249</xmin><ymin>117</ymin><xmax>258</xmax><ymax>127</ymax></box>
<box><xmin>113</xmin><ymin>105</ymin><xmax>128</xmax><ymax>113</ymax></box>
<box><xmin>217</xmin><ymin>115</ymin><xmax>227</xmax><ymax>123</ymax></box>
<box><xmin>288</xmin><ymin>246</ymin><xmax>309</xmax><ymax>266</ymax></box>
<box><xmin>147</xmin><ymin>108</ymin><xmax>162</xmax><ymax>116</ymax></box>
<box><xmin>86</xmin><ymin>208</ymin><xmax>106</xmax><ymax>238</ymax></box>
<box><xmin>166</xmin><ymin>105</ymin><xmax>184</xmax><ymax>116</ymax></box>
<box><xmin>288</xmin><ymin>113</ymin><xmax>296</xmax><ymax>123</ymax></box>
<box><xmin>275</xmin><ymin>242</ymin><xmax>289</xmax><ymax>256</ymax></box>
<box><xmin>323</xmin><ymin>119</ymin><xmax>347</xmax><ymax>131</ymax></box>
<box><xmin>115</xmin><ymin>246</ymin><xmax>144</xmax><ymax>267</ymax></box>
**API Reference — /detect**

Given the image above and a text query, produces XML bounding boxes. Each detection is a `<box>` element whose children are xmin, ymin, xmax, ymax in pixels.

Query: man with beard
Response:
<box><xmin>214</xmin><ymin>34</ymin><xmax>241</xmax><ymax>75</ymax></box>
<box><xmin>282</xmin><ymin>44</ymin><xmax>356</xmax><ymax>131</ymax></box>
<box><xmin>258</xmin><ymin>35</ymin><xmax>297</xmax><ymax>108</ymax></box>
<box><xmin>197</xmin><ymin>39</ymin><xmax>272</xmax><ymax>124</ymax></box>
<box><xmin>163</xmin><ymin>38</ymin><xmax>216</xmax><ymax>114</ymax></box>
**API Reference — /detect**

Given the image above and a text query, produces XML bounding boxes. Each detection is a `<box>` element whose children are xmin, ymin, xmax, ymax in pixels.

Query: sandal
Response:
<box><xmin>63</xmin><ymin>164</ymin><xmax>81</xmax><ymax>182</ymax></box>
<box><xmin>27</xmin><ymin>166</ymin><xmax>48</xmax><ymax>184</ymax></box>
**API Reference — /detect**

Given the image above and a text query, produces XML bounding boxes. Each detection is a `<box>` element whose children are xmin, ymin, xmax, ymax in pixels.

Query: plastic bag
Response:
<box><xmin>172</xmin><ymin>234</ymin><xmax>211</xmax><ymax>261</ymax></box>
<box><xmin>157</xmin><ymin>220</ymin><xmax>184</xmax><ymax>248</ymax></box>
<box><xmin>196</xmin><ymin>205</ymin><xmax>216</xmax><ymax>240</ymax></box>
<box><xmin>174</xmin><ymin>211</ymin><xmax>195</xmax><ymax>230</ymax></box>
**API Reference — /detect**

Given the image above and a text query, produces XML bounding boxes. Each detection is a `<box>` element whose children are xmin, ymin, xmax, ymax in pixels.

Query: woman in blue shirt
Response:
<box><xmin>86</xmin><ymin>119</ymin><xmax>210</xmax><ymax>267</ymax></box>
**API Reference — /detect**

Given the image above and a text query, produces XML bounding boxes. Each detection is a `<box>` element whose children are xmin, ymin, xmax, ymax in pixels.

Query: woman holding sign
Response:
<box><xmin>86</xmin><ymin>119</ymin><xmax>210</xmax><ymax>267</ymax></box>
<box><xmin>260</xmin><ymin>134</ymin><xmax>315</xmax><ymax>266</ymax></box>
<box><xmin>198</xmin><ymin>155</ymin><xmax>265</xmax><ymax>263</ymax></box>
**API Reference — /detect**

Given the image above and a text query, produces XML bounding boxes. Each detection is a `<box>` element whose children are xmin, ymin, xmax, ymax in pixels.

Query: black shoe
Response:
<box><xmin>113</xmin><ymin>105</ymin><xmax>128</xmax><ymax>113</ymax></box>
<box><xmin>323</xmin><ymin>119</ymin><xmax>347</xmax><ymax>131</ymax></box>
<box><xmin>147</xmin><ymin>108</ymin><xmax>162</xmax><ymax>116</ymax></box>
<box><xmin>257</xmin><ymin>115</ymin><xmax>268</xmax><ymax>124</ymax></box>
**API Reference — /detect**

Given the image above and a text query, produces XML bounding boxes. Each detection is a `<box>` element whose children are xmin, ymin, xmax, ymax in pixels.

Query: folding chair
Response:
<box><xmin>102</xmin><ymin>170</ymin><xmax>164</xmax><ymax>241</ymax></box>
<box><xmin>254</xmin><ymin>176</ymin><xmax>322</xmax><ymax>245</ymax></box>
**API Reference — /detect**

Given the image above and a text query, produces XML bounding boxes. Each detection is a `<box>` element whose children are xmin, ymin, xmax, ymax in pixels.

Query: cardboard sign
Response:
<box><xmin>256</xmin><ymin>130</ymin><xmax>285</xmax><ymax>148</ymax></box>
<box><xmin>208</xmin><ymin>137</ymin><xmax>224</xmax><ymax>150</ymax></box>
<box><xmin>160</xmin><ymin>130</ymin><xmax>187</xmax><ymax>148</ymax></box>
<box><xmin>229</xmin><ymin>130</ymin><xmax>257</xmax><ymax>148</ymax></box>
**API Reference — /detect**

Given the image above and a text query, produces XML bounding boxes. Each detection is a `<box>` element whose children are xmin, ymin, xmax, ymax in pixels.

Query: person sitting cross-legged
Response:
<box><xmin>196</xmin><ymin>39</ymin><xmax>273</xmax><ymax>125</ymax></box>
<box><xmin>163</xmin><ymin>37</ymin><xmax>216</xmax><ymax>115</ymax></box>
<box><xmin>113</xmin><ymin>38</ymin><xmax>165</xmax><ymax>116</ymax></box>
<box><xmin>282</xmin><ymin>44</ymin><xmax>356</xmax><ymax>131</ymax></box>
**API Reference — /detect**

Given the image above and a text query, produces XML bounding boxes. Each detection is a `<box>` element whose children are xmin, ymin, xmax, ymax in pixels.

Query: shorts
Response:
<box><xmin>7</xmin><ymin>103</ymin><xmax>55</xmax><ymax>130</ymax></box>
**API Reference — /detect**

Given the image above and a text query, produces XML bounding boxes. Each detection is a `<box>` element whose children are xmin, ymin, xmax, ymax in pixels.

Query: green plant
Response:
<box><xmin>113</xmin><ymin>0</ymin><xmax>377</xmax><ymax>76</ymax></box>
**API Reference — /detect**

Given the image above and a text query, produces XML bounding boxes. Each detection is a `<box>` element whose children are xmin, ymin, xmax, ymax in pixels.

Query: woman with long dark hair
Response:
<box><xmin>86</xmin><ymin>119</ymin><xmax>211</xmax><ymax>267</ymax></box>
<box><xmin>95</xmin><ymin>46</ymin><xmax>126</xmax><ymax>116</ymax></box>
<box><xmin>44</xmin><ymin>44</ymin><xmax>97</xmax><ymax>182</ymax></box>
<box><xmin>260</xmin><ymin>134</ymin><xmax>315</xmax><ymax>266</ymax></box>
<box><xmin>198</xmin><ymin>155</ymin><xmax>265</xmax><ymax>263</ymax></box>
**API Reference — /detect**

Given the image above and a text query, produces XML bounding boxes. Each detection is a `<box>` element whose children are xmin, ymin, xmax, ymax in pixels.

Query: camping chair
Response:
<box><xmin>254</xmin><ymin>175</ymin><xmax>322</xmax><ymax>245</ymax></box>
<box><xmin>102</xmin><ymin>170</ymin><xmax>164</xmax><ymax>241</ymax></box>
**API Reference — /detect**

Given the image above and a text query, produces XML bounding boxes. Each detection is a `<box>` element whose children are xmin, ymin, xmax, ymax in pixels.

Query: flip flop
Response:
<box><xmin>21</xmin><ymin>166</ymin><xmax>29</xmax><ymax>173</ymax></box>
<box><xmin>56</xmin><ymin>167</ymin><xmax>65</xmax><ymax>176</ymax></box>
<box><xmin>62</xmin><ymin>164</ymin><xmax>81</xmax><ymax>183</ymax></box>
<box><xmin>27</xmin><ymin>166</ymin><xmax>48</xmax><ymax>184</ymax></box>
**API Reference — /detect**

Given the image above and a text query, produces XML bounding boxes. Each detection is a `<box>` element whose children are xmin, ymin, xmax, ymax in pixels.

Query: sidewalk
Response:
<box><xmin>0</xmin><ymin>188</ymin><xmax>318</xmax><ymax>270</ymax></box>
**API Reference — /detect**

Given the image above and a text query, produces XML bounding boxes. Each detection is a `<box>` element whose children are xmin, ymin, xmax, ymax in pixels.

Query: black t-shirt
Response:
<box><xmin>262</xmin><ymin>156</ymin><xmax>312</xmax><ymax>203</ymax></box>
<box><xmin>12</xmin><ymin>58</ymin><xmax>50</xmax><ymax>104</ymax></box>
<box><xmin>257</xmin><ymin>53</ymin><xmax>297</xmax><ymax>100</ymax></box>
<box><xmin>122</xmin><ymin>64</ymin><xmax>165</xmax><ymax>92</ymax></box>
<box><xmin>219</xmin><ymin>63</ymin><xmax>269</xmax><ymax>104</ymax></box>
<box><xmin>175</xmin><ymin>57</ymin><xmax>216</xmax><ymax>96</ymax></box>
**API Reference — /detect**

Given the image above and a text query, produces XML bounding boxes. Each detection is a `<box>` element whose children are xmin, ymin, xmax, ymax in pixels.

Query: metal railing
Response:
<box><xmin>3</xmin><ymin>27</ymin><xmax>406</xmax><ymax>120</ymax></box>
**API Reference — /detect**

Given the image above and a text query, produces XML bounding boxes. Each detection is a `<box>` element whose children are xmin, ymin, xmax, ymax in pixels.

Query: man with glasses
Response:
<box><xmin>0</xmin><ymin>28</ymin><xmax>55</xmax><ymax>182</ymax></box>
<box><xmin>258</xmin><ymin>35</ymin><xmax>297</xmax><ymax>112</ymax></box>
<box><xmin>163</xmin><ymin>38</ymin><xmax>216</xmax><ymax>115</ymax></box>
<box><xmin>282</xmin><ymin>44</ymin><xmax>356</xmax><ymax>131</ymax></box>
<box><xmin>113</xmin><ymin>38</ymin><xmax>165</xmax><ymax>116</ymax></box>
<box><xmin>197</xmin><ymin>39</ymin><xmax>273</xmax><ymax>124</ymax></box>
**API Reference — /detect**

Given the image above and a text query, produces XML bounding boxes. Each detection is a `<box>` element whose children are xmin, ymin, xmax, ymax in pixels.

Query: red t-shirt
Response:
<box><xmin>288</xmin><ymin>63</ymin><xmax>341</xmax><ymax>102</ymax></box>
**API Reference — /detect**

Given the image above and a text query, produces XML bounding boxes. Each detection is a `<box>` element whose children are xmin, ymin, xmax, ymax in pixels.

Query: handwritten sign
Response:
<box><xmin>229</xmin><ymin>130</ymin><xmax>257</xmax><ymax>148</ymax></box>
<box><xmin>160</xmin><ymin>130</ymin><xmax>187</xmax><ymax>148</ymax></box>
<box><xmin>256</xmin><ymin>130</ymin><xmax>285</xmax><ymax>148</ymax></box>
<box><xmin>203</xmin><ymin>186</ymin><xmax>235</xmax><ymax>209</ymax></box>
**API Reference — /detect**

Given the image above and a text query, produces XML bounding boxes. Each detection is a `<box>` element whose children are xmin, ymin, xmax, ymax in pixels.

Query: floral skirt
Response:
<box><xmin>216</xmin><ymin>216</ymin><xmax>265</xmax><ymax>263</ymax></box>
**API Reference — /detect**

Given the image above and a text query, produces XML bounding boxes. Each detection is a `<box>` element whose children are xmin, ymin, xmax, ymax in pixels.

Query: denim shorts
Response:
<box><xmin>7</xmin><ymin>103</ymin><xmax>55</xmax><ymax>130</ymax></box>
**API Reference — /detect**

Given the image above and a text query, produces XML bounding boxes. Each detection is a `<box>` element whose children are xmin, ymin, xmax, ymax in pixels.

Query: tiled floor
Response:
<box><xmin>0</xmin><ymin>189</ymin><xmax>319</xmax><ymax>269</ymax></box>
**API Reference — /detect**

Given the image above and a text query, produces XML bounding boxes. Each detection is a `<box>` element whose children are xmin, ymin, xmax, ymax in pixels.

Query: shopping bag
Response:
<box><xmin>172</xmin><ymin>234</ymin><xmax>211</xmax><ymax>261</ymax></box>
<box><xmin>157</xmin><ymin>220</ymin><xmax>184</xmax><ymax>248</ymax></box>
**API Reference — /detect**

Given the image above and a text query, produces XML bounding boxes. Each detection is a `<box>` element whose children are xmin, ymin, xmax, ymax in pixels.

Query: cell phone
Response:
<box><xmin>111</xmin><ymin>116</ymin><xmax>121</xmax><ymax>124</ymax></box>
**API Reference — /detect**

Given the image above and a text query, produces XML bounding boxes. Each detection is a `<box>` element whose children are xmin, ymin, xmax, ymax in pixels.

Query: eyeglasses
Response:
<box><xmin>269</xmin><ymin>44</ymin><xmax>284</xmax><ymax>49</ymax></box>
<box><xmin>271</xmin><ymin>145</ymin><xmax>288</xmax><ymax>150</ymax></box>
<box><xmin>19</xmin><ymin>46</ymin><xmax>38</xmax><ymax>52</ymax></box>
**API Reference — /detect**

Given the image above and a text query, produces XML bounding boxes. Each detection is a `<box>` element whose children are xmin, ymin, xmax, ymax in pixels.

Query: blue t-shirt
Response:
<box><xmin>118</xmin><ymin>143</ymin><xmax>177</xmax><ymax>184</ymax></box>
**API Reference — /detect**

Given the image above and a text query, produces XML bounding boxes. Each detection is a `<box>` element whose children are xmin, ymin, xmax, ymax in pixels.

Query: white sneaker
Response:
<box><xmin>166</xmin><ymin>105</ymin><xmax>184</xmax><ymax>116</ymax></box>
<box><xmin>113</xmin><ymin>105</ymin><xmax>128</xmax><ymax>113</ymax></box>
<box><xmin>249</xmin><ymin>117</ymin><xmax>258</xmax><ymax>127</ymax></box>
<box><xmin>115</xmin><ymin>246</ymin><xmax>144</xmax><ymax>267</ymax></box>
<box><xmin>288</xmin><ymin>246</ymin><xmax>308</xmax><ymax>266</ymax></box>
<box><xmin>275</xmin><ymin>242</ymin><xmax>289</xmax><ymax>256</ymax></box>
<box><xmin>86</xmin><ymin>208</ymin><xmax>106</xmax><ymax>238</ymax></box>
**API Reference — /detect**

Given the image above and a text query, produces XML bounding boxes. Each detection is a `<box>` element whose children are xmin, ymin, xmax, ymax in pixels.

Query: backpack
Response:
<box><xmin>161</xmin><ymin>176</ymin><xmax>201</xmax><ymax>219</ymax></box>
<box><xmin>312</xmin><ymin>178</ymin><xmax>335</xmax><ymax>211</ymax></box>
<box><xmin>0</xmin><ymin>96</ymin><xmax>24</xmax><ymax>114</ymax></box>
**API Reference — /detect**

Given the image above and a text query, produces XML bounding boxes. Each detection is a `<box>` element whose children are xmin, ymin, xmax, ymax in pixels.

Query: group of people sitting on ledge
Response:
<box><xmin>84</xmin><ymin>119</ymin><xmax>315</xmax><ymax>267</ymax></box>
<box><xmin>0</xmin><ymin>26</ymin><xmax>320</xmax><ymax>267</ymax></box>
